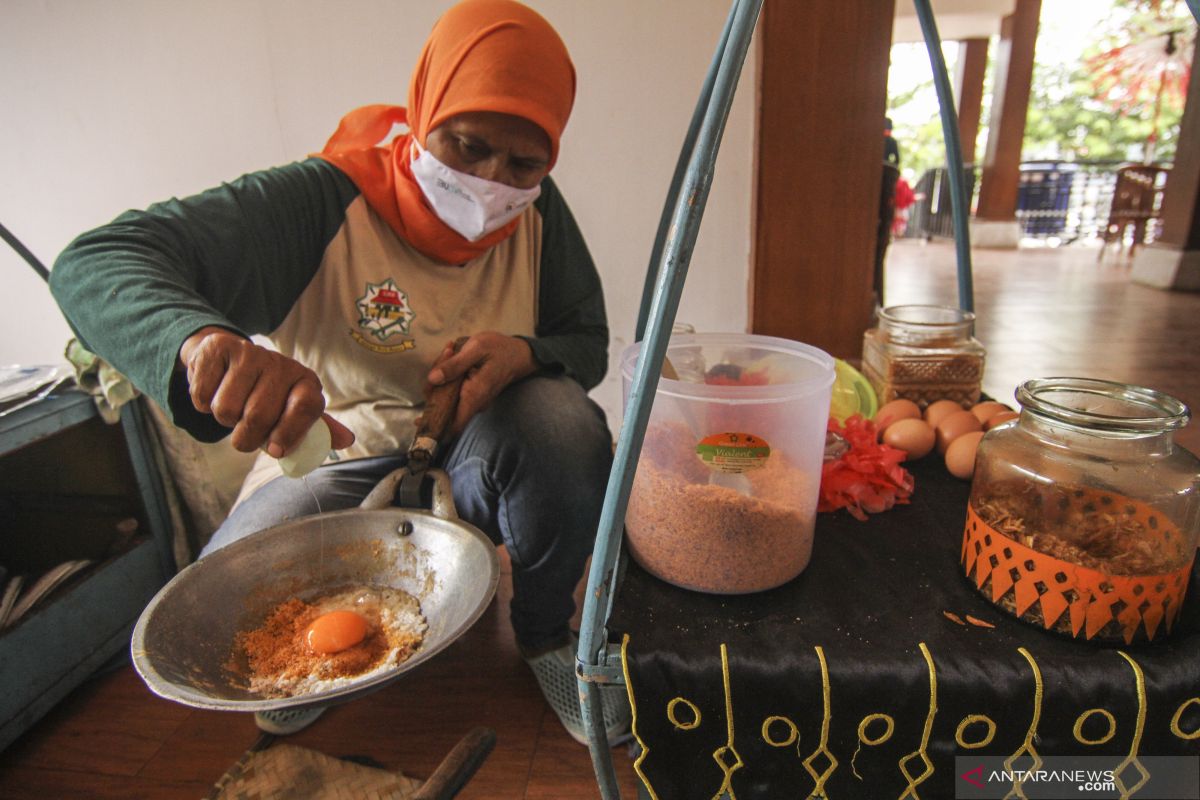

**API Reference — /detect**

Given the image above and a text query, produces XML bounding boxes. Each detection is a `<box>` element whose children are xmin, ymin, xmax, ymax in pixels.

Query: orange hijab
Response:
<box><xmin>317</xmin><ymin>0</ymin><xmax>576</xmax><ymax>265</ymax></box>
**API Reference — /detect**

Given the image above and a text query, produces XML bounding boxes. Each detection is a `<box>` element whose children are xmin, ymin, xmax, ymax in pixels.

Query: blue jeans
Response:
<box><xmin>201</xmin><ymin>375</ymin><xmax>613</xmax><ymax>651</ymax></box>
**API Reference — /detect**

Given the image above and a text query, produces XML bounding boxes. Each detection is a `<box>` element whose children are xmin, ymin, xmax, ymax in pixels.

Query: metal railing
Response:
<box><xmin>904</xmin><ymin>160</ymin><xmax>1171</xmax><ymax>244</ymax></box>
<box><xmin>905</xmin><ymin>165</ymin><xmax>978</xmax><ymax>240</ymax></box>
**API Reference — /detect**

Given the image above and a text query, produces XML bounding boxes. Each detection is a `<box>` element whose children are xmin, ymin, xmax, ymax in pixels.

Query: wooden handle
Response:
<box><xmin>411</xmin><ymin>726</ymin><xmax>496</xmax><ymax>800</ymax></box>
<box><xmin>409</xmin><ymin>336</ymin><xmax>469</xmax><ymax>464</ymax></box>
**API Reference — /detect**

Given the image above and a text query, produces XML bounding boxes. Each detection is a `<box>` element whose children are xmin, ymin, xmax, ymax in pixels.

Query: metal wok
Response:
<box><xmin>130</xmin><ymin>468</ymin><xmax>500</xmax><ymax>712</ymax></box>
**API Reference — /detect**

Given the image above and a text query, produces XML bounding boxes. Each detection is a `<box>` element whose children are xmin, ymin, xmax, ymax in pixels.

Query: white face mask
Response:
<box><xmin>410</xmin><ymin>143</ymin><xmax>542</xmax><ymax>242</ymax></box>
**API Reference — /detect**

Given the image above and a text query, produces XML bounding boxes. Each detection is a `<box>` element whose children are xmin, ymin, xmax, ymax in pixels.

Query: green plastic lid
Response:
<box><xmin>829</xmin><ymin>359</ymin><xmax>878</xmax><ymax>422</ymax></box>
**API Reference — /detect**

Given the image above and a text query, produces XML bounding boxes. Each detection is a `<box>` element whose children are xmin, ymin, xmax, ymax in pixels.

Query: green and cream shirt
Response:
<box><xmin>51</xmin><ymin>157</ymin><xmax>608</xmax><ymax>492</ymax></box>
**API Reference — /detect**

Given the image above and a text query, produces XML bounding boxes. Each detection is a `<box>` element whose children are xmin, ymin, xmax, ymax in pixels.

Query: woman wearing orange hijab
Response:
<box><xmin>51</xmin><ymin>1</ymin><xmax>627</xmax><ymax>744</ymax></box>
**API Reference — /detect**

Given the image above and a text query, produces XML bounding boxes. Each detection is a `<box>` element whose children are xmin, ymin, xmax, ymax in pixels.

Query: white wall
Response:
<box><xmin>1</xmin><ymin>0</ymin><xmax>755</xmax><ymax>427</ymax></box>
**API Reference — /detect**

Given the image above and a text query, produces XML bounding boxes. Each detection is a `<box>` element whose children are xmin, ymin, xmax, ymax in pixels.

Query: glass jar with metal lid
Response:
<box><xmin>861</xmin><ymin>304</ymin><xmax>985</xmax><ymax>409</ymax></box>
<box><xmin>961</xmin><ymin>377</ymin><xmax>1199</xmax><ymax>644</ymax></box>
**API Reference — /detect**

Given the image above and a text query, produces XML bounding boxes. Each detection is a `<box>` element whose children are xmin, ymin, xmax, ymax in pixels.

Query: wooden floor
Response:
<box><xmin>1</xmin><ymin>238</ymin><xmax>1197</xmax><ymax>799</ymax></box>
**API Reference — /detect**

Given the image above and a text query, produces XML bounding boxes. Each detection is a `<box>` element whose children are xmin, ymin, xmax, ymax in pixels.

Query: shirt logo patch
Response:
<box><xmin>351</xmin><ymin>278</ymin><xmax>417</xmax><ymax>353</ymax></box>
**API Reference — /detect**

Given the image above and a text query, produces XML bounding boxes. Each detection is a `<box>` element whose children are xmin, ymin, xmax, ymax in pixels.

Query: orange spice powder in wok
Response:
<box><xmin>236</xmin><ymin>598</ymin><xmax>388</xmax><ymax>685</ymax></box>
<box><xmin>229</xmin><ymin>587</ymin><xmax>427</xmax><ymax>697</ymax></box>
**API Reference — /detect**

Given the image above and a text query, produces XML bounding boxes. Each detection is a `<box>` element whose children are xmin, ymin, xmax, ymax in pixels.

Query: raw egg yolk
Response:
<box><xmin>305</xmin><ymin>610</ymin><xmax>368</xmax><ymax>654</ymax></box>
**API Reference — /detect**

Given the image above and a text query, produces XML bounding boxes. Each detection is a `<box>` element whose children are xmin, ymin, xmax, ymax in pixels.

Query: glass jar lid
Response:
<box><xmin>1016</xmin><ymin>377</ymin><xmax>1191</xmax><ymax>435</ymax></box>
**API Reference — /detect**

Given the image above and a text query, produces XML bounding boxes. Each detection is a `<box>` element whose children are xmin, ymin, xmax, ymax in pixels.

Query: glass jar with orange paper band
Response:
<box><xmin>961</xmin><ymin>378</ymin><xmax>1199</xmax><ymax>644</ymax></box>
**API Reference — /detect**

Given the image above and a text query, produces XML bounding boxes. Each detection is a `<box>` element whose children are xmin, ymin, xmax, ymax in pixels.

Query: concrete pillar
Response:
<box><xmin>972</xmin><ymin>0</ymin><xmax>1041</xmax><ymax>249</ymax></box>
<box><xmin>1132</xmin><ymin>31</ymin><xmax>1200</xmax><ymax>291</ymax></box>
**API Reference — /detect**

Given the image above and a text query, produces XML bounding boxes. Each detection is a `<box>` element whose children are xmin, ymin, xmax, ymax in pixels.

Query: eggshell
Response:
<box><xmin>985</xmin><ymin>410</ymin><xmax>1020</xmax><ymax>430</ymax></box>
<box><xmin>945</xmin><ymin>431</ymin><xmax>985</xmax><ymax>479</ymax></box>
<box><xmin>970</xmin><ymin>401</ymin><xmax>1010</xmax><ymax>425</ymax></box>
<box><xmin>924</xmin><ymin>399</ymin><xmax>964</xmax><ymax>429</ymax></box>
<box><xmin>881</xmin><ymin>417</ymin><xmax>936</xmax><ymax>460</ymax></box>
<box><xmin>935</xmin><ymin>410</ymin><xmax>983</xmax><ymax>454</ymax></box>
<box><xmin>277</xmin><ymin>418</ymin><xmax>332</xmax><ymax>478</ymax></box>
<box><xmin>874</xmin><ymin>399</ymin><xmax>922</xmax><ymax>434</ymax></box>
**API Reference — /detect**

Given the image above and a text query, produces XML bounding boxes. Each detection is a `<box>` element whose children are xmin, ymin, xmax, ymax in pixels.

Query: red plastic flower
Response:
<box><xmin>819</xmin><ymin>414</ymin><xmax>914</xmax><ymax>521</ymax></box>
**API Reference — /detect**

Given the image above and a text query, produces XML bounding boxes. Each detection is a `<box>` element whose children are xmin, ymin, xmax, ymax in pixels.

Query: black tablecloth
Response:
<box><xmin>608</xmin><ymin>457</ymin><xmax>1200</xmax><ymax>799</ymax></box>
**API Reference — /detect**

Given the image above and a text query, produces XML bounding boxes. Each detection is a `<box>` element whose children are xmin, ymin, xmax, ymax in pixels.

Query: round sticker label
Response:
<box><xmin>696</xmin><ymin>432</ymin><xmax>771</xmax><ymax>473</ymax></box>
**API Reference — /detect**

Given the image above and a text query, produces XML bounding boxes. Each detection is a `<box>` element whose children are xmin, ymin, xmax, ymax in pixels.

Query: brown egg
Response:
<box><xmin>935</xmin><ymin>410</ymin><xmax>983</xmax><ymax>454</ymax></box>
<box><xmin>881</xmin><ymin>417</ymin><xmax>936</xmax><ymax>460</ymax></box>
<box><xmin>874</xmin><ymin>399</ymin><xmax>922</xmax><ymax>434</ymax></box>
<box><xmin>985</xmin><ymin>410</ymin><xmax>1020</xmax><ymax>430</ymax></box>
<box><xmin>945</xmin><ymin>431</ymin><xmax>985</xmax><ymax>479</ymax></box>
<box><xmin>970</xmin><ymin>401</ymin><xmax>1010</xmax><ymax>425</ymax></box>
<box><xmin>924</xmin><ymin>399</ymin><xmax>963</xmax><ymax>429</ymax></box>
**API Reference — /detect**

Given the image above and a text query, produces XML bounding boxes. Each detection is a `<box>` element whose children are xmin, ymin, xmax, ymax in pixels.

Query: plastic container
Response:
<box><xmin>861</xmin><ymin>304</ymin><xmax>985</xmax><ymax>409</ymax></box>
<box><xmin>962</xmin><ymin>378</ymin><xmax>1199</xmax><ymax>644</ymax></box>
<box><xmin>621</xmin><ymin>332</ymin><xmax>835</xmax><ymax>594</ymax></box>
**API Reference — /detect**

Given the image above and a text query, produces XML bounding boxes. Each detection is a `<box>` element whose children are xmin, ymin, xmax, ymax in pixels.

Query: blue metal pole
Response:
<box><xmin>577</xmin><ymin>1</ymin><xmax>764</xmax><ymax>796</ymax></box>
<box><xmin>913</xmin><ymin>0</ymin><xmax>975</xmax><ymax>312</ymax></box>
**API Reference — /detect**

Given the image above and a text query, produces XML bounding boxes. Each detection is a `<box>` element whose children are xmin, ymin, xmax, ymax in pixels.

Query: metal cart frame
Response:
<box><xmin>574</xmin><ymin>2</ymin><xmax>976</xmax><ymax>796</ymax></box>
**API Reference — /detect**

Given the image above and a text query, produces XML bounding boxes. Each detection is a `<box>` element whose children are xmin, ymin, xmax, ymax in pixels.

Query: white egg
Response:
<box><xmin>277</xmin><ymin>418</ymin><xmax>332</xmax><ymax>478</ymax></box>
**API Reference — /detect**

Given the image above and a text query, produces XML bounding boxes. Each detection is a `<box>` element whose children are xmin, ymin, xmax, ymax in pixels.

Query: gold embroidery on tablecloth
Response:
<box><xmin>621</xmin><ymin>634</ymin><xmax>659</xmax><ymax>800</ymax></box>
<box><xmin>622</xmin><ymin>637</ymin><xmax>1195</xmax><ymax>796</ymax></box>
<box><xmin>860</xmin><ymin>713</ymin><xmax>896</xmax><ymax>746</ymax></box>
<box><xmin>898</xmin><ymin>643</ymin><xmax>937</xmax><ymax>800</ymax></box>
<box><xmin>956</xmin><ymin>715</ymin><xmax>997</xmax><ymax>749</ymax></box>
<box><xmin>1171</xmin><ymin>697</ymin><xmax>1200</xmax><ymax>740</ymax></box>
<box><xmin>802</xmin><ymin>646</ymin><xmax>839</xmax><ymax>795</ymax></box>
<box><xmin>1113</xmin><ymin>652</ymin><xmax>1150</xmax><ymax>798</ymax></box>
<box><xmin>668</xmin><ymin>698</ymin><xmax>702</xmax><ymax>731</ymax></box>
<box><xmin>1073</xmin><ymin>708</ymin><xmax>1117</xmax><ymax>746</ymax></box>
<box><xmin>1002</xmin><ymin>648</ymin><xmax>1044</xmax><ymax>800</ymax></box>
<box><xmin>711</xmin><ymin>643</ymin><xmax>743</xmax><ymax>800</ymax></box>
<box><xmin>761</xmin><ymin>715</ymin><xmax>799</xmax><ymax>748</ymax></box>
<box><xmin>852</xmin><ymin>713</ymin><xmax>895</xmax><ymax>779</ymax></box>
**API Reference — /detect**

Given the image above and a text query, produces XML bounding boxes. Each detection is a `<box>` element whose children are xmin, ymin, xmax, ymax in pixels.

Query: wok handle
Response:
<box><xmin>412</xmin><ymin>726</ymin><xmax>496</xmax><ymax>800</ymax></box>
<box><xmin>408</xmin><ymin>335</ymin><xmax>469</xmax><ymax>469</ymax></box>
<box><xmin>360</xmin><ymin>467</ymin><xmax>460</xmax><ymax>521</ymax></box>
